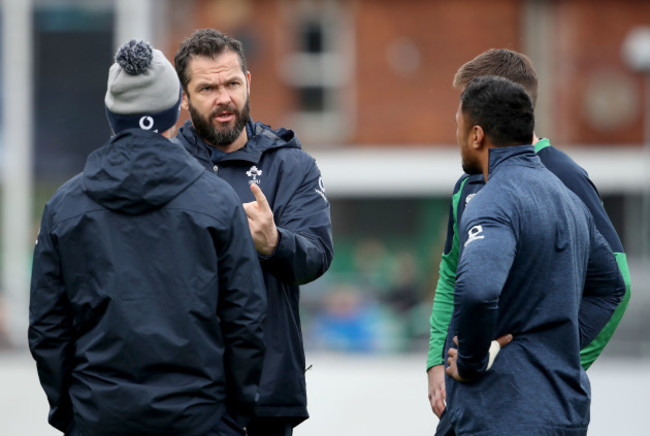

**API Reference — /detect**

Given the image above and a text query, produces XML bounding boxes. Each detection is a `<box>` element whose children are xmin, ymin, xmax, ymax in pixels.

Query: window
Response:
<box><xmin>281</xmin><ymin>1</ymin><xmax>353</xmax><ymax>144</ymax></box>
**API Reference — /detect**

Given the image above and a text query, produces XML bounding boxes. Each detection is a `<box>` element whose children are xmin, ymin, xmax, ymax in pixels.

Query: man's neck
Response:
<box><xmin>532</xmin><ymin>132</ymin><xmax>540</xmax><ymax>145</ymax></box>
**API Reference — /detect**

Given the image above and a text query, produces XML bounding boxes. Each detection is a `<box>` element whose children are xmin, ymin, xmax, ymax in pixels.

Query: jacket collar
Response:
<box><xmin>487</xmin><ymin>144</ymin><xmax>537</xmax><ymax>178</ymax></box>
<box><xmin>180</xmin><ymin>118</ymin><xmax>300</xmax><ymax>165</ymax></box>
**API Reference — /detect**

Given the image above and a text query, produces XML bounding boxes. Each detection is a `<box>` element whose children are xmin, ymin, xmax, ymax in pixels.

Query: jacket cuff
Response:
<box><xmin>258</xmin><ymin>227</ymin><xmax>284</xmax><ymax>261</ymax></box>
<box><xmin>456</xmin><ymin>352</ymin><xmax>489</xmax><ymax>382</ymax></box>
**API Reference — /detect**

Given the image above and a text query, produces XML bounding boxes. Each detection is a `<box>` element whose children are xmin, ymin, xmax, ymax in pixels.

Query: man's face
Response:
<box><xmin>455</xmin><ymin>103</ymin><xmax>482</xmax><ymax>175</ymax></box>
<box><xmin>182</xmin><ymin>51</ymin><xmax>251</xmax><ymax>148</ymax></box>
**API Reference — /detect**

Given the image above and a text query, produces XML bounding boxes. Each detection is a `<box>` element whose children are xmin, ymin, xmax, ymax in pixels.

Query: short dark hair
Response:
<box><xmin>174</xmin><ymin>28</ymin><xmax>248</xmax><ymax>93</ymax></box>
<box><xmin>460</xmin><ymin>75</ymin><xmax>535</xmax><ymax>146</ymax></box>
<box><xmin>453</xmin><ymin>48</ymin><xmax>538</xmax><ymax>108</ymax></box>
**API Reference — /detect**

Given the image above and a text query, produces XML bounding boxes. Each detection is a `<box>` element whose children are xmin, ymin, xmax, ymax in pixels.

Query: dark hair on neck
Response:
<box><xmin>174</xmin><ymin>28</ymin><xmax>247</xmax><ymax>93</ymax></box>
<box><xmin>460</xmin><ymin>75</ymin><xmax>535</xmax><ymax>146</ymax></box>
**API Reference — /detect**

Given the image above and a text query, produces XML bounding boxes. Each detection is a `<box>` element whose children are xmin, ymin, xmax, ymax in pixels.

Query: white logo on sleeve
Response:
<box><xmin>464</xmin><ymin>225</ymin><xmax>485</xmax><ymax>247</ymax></box>
<box><xmin>315</xmin><ymin>176</ymin><xmax>328</xmax><ymax>202</ymax></box>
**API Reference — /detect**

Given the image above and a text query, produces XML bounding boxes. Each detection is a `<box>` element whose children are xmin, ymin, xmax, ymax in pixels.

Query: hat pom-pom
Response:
<box><xmin>115</xmin><ymin>40</ymin><xmax>154</xmax><ymax>75</ymax></box>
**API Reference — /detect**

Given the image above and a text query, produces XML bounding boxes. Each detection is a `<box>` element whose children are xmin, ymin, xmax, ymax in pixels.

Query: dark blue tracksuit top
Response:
<box><xmin>29</xmin><ymin>129</ymin><xmax>267</xmax><ymax>435</ymax></box>
<box><xmin>176</xmin><ymin>119</ymin><xmax>334</xmax><ymax>424</ymax></box>
<box><xmin>445</xmin><ymin>145</ymin><xmax>625</xmax><ymax>435</ymax></box>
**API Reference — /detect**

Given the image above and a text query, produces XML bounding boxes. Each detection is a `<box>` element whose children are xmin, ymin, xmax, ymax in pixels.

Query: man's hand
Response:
<box><xmin>446</xmin><ymin>334</ymin><xmax>513</xmax><ymax>382</ymax></box>
<box><xmin>445</xmin><ymin>337</ymin><xmax>466</xmax><ymax>382</ymax></box>
<box><xmin>242</xmin><ymin>184</ymin><xmax>278</xmax><ymax>256</ymax></box>
<box><xmin>427</xmin><ymin>364</ymin><xmax>446</xmax><ymax>418</ymax></box>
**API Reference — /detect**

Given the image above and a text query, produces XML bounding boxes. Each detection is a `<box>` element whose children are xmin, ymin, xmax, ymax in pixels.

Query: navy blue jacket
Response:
<box><xmin>429</xmin><ymin>139</ymin><xmax>631</xmax><ymax>371</ymax></box>
<box><xmin>445</xmin><ymin>145</ymin><xmax>625</xmax><ymax>434</ymax></box>
<box><xmin>176</xmin><ymin>119</ymin><xmax>334</xmax><ymax>423</ymax></box>
<box><xmin>29</xmin><ymin>129</ymin><xmax>267</xmax><ymax>435</ymax></box>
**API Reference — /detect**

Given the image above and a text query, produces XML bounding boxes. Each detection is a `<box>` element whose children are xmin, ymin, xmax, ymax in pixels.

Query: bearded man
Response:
<box><xmin>173</xmin><ymin>28</ymin><xmax>334</xmax><ymax>436</ymax></box>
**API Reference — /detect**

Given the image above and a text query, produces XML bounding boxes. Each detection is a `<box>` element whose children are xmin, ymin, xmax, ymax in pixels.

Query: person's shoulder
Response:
<box><xmin>537</xmin><ymin>142</ymin><xmax>587</xmax><ymax>176</ymax></box>
<box><xmin>43</xmin><ymin>173</ymin><xmax>87</xmax><ymax>222</ymax></box>
<box><xmin>48</xmin><ymin>173</ymin><xmax>84</xmax><ymax>204</ymax></box>
<box><xmin>193</xmin><ymin>169</ymin><xmax>239</xmax><ymax>197</ymax></box>
<box><xmin>253</xmin><ymin>121</ymin><xmax>303</xmax><ymax>150</ymax></box>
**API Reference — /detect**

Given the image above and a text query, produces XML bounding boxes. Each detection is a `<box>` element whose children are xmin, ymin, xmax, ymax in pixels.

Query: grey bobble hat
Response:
<box><xmin>105</xmin><ymin>40</ymin><xmax>182</xmax><ymax>134</ymax></box>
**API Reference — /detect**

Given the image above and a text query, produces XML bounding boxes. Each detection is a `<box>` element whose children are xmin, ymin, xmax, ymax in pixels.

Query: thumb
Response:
<box><xmin>496</xmin><ymin>333</ymin><xmax>513</xmax><ymax>348</ymax></box>
<box><xmin>486</xmin><ymin>334</ymin><xmax>513</xmax><ymax>371</ymax></box>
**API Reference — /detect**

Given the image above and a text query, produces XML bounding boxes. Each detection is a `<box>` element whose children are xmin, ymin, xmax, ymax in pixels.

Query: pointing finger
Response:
<box><xmin>250</xmin><ymin>183</ymin><xmax>269</xmax><ymax>209</ymax></box>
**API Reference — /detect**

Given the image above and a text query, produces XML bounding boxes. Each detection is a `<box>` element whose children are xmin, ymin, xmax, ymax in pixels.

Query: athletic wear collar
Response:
<box><xmin>534</xmin><ymin>137</ymin><xmax>551</xmax><ymax>153</ymax></box>
<box><xmin>487</xmin><ymin>144</ymin><xmax>537</xmax><ymax>178</ymax></box>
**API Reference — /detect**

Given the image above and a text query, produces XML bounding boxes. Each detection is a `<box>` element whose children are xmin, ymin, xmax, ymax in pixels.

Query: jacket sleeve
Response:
<box><xmin>453</xmin><ymin>215</ymin><xmax>516</xmax><ymax>381</ymax></box>
<box><xmin>578</xmin><ymin>227</ymin><xmax>626</xmax><ymax>350</ymax></box>
<box><xmin>567</xmin><ymin>173</ymin><xmax>630</xmax><ymax>368</ymax></box>
<box><xmin>260</xmin><ymin>158</ymin><xmax>333</xmax><ymax>285</ymax></box>
<box><xmin>28</xmin><ymin>206</ymin><xmax>75</xmax><ymax>434</ymax></box>
<box><xmin>542</xmin><ymin>148</ymin><xmax>631</xmax><ymax>368</ymax></box>
<box><xmin>217</xmin><ymin>196</ymin><xmax>268</xmax><ymax>427</ymax></box>
<box><xmin>427</xmin><ymin>177</ymin><xmax>469</xmax><ymax>370</ymax></box>
<box><xmin>580</xmin><ymin>252</ymin><xmax>630</xmax><ymax>368</ymax></box>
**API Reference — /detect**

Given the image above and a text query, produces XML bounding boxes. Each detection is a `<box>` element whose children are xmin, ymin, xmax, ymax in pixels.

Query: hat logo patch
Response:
<box><xmin>139</xmin><ymin>116</ymin><xmax>154</xmax><ymax>131</ymax></box>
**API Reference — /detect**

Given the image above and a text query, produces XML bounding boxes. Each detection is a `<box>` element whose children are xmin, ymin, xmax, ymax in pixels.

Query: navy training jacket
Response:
<box><xmin>176</xmin><ymin>119</ymin><xmax>334</xmax><ymax>424</ymax></box>
<box><xmin>430</xmin><ymin>138</ymin><xmax>631</xmax><ymax>371</ymax></box>
<box><xmin>445</xmin><ymin>145</ymin><xmax>624</xmax><ymax>435</ymax></box>
<box><xmin>29</xmin><ymin>129</ymin><xmax>267</xmax><ymax>435</ymax></box>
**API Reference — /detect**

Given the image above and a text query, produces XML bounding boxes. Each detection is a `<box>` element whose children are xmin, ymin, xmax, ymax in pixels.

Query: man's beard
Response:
<box><xmin>461</xmin><ymin>155</ymin><xmax>482</xmax><ymax>175</ymax></box>
<box><xmin>188</xmin><ymin>97</ymin><xmax>250</xmax><ymax>147</ymax></box>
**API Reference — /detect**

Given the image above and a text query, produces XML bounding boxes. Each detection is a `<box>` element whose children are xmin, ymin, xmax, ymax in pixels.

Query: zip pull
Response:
<box><xmin>305</xmin><ymin>364</ymin><xmax>313</xmax><ymax>373</ymax></box>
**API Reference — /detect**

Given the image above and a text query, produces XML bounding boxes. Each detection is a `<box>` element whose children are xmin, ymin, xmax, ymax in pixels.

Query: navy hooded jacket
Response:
<box><xmin>176</xmin><ymin>119</ymin><xmax>334</xmax><ymax>424</ymax></box>
<box><xmin>29</xmin><ymin>129</ymin><xmax>267</xmax><ymax>435</ymax></box>
<box><xmin>445</xmin><ymin>145</ymin><xmax>625</xmax><ymax>435</ymax></box>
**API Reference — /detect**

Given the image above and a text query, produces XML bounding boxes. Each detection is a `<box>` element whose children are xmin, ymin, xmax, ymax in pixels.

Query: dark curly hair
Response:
<box><xmin>460</xmin><ymin>75</ymin><xmax>535</xmax><ymax>147</ymax></box>
<box><xmin>174</xmin><ymin>28</ymin><xmax>248</xmax><ymax>93</ymax></box>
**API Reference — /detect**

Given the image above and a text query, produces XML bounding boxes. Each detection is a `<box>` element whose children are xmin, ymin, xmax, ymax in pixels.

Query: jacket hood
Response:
<box><xmin>177</xmin><ymin>119</ymin><xmax>301</xmax><ymax>166</ymax></box>
<box><xmin>83</xmin><ymin>129</ymin><xmax>205</xmax><ymax>214</ymax></box>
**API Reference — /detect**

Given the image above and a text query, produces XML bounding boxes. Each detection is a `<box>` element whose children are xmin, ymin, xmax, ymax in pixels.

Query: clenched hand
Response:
<box><xmin>446</xmin><ymin>334</ymin><xmax>513</xmax><ymax>382</ymax></box>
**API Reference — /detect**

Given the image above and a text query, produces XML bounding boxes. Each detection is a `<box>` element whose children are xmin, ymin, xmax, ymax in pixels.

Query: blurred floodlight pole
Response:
<box><xmin>2</xmin><ymin>0</ymin><xmax>33</xmax><ymax>346</ymax></box>
<box><xmin>115</xmin><ymin>0</ymin><xmax>154</xmax><ymax>50</ymax></box>
<box><xmin>622</xmin><ymin>27</ymin><xmax>650</xmax><ymax>261</ymax></box>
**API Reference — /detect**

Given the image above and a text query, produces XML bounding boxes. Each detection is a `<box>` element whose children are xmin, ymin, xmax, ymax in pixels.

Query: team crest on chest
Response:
<box><xmin>246</xmin><ymin>166</ymin><xmax>262</xmax><ymax>185</ymax></box>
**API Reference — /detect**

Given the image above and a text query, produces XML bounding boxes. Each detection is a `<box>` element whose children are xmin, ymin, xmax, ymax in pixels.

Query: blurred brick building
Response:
<box><xmin>163</xmin><ymin>0</ymin><xmax>650</xmax><ymax>148</ymax></box>
<box><xmin>9</xmin><ymin>0</ymin><xmax>648</xmax><ymax>353</ymax></box>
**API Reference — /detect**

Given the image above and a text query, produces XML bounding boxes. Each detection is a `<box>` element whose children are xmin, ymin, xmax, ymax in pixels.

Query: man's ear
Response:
<box><xmin>470</xmin><ymin>125</ymin><xmax>485</xmax><ymax>150</ymax></box>
<box><xmin>181</xmin><ymin>91</ymin><xmax>189</xmax><ymax>111</ymax></box>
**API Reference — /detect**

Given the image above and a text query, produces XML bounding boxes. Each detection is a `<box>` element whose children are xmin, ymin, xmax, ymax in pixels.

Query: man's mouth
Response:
<box><xmin>214</xmin><ymin>111</ymin><xmax>235</xmax><ymax>123</ymax></box>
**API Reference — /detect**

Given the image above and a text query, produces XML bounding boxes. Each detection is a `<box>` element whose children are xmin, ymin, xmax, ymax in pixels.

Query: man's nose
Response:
<box><xmin>214</xmin><ymin>88</ymin><xmax>231</xmax><ymax>106</ymax></box>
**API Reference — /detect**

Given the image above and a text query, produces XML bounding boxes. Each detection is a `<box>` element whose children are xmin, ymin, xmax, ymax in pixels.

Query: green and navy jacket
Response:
<box><xmin>427</xmin><ymin>138</ymin><xmax>631</xmax><ymax>371</ymax></box>
<box><xmin>444</xmin><ymin>145</ymin><xmax>625</xmax><ymax>434</ymax></box>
